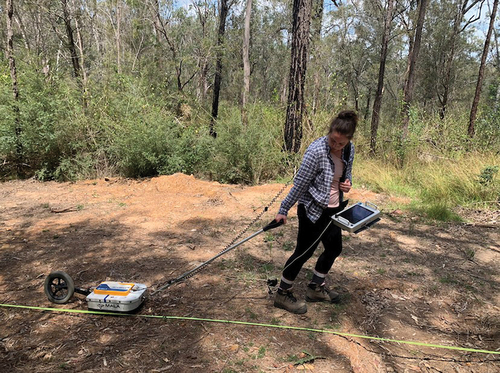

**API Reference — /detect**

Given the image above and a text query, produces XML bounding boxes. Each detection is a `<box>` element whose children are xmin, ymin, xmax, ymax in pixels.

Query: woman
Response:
<box><xmin>274</xmin><ymin>110</ymin><xmax>357</xmax><ymax>314</ymax></box>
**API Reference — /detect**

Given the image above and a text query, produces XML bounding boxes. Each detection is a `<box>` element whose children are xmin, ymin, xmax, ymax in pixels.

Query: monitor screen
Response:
<box><xmin>338</xmin><ymin>205</ymin><xmax>374</xmax><ymax>224</ymax></box>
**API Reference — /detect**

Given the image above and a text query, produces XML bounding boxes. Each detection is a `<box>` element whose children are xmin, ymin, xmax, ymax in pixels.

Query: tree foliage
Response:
<box><xmin>0</xmin><ymin>0</ymin><xmax>499</xmax><ymax>182</ymax></box>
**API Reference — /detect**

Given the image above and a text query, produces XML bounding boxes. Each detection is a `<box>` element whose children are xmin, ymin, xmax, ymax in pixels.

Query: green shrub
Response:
<box><xmin>209</xmin><ymin>104</ymin><xmax>285</xmax><ymax>184</ymax></box>
<box><xmin>106</xmin><ymin>111</ymin><xmax>211</xmax><ymax>178</ymax></box>
<box><xmin>0</xmin><ymin>67</ymin><xmax>84</xmax><ymax>179</ymax></box>
<box><xmin>478</xmin><ymin>165</ymin><xmax>499</xmax><ymax>186</ymax></box>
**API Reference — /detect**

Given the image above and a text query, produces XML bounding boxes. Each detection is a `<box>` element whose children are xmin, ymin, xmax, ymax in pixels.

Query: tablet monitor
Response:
<box><xmin>331</xmin><ymin>202</ymin><xmax>381</xmax><ymax>233</ymax></box>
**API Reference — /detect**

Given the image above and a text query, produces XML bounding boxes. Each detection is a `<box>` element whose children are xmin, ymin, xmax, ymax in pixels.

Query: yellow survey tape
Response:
<box><xmin>1</xmin><ymin>303</ymin><xmax>499</xmax><ymax>356</ymax></box>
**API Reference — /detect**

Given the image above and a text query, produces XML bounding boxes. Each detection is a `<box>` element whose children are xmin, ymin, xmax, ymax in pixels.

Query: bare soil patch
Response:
<box><xmin>1</xmin><ymin>174</ymin><xmax>499</xmax><ymax>372</ymax></box>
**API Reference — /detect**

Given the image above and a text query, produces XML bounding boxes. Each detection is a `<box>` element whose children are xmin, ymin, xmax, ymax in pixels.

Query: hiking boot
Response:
<box><xmin>274</xmin><ymin>288</ymin><xmax>307</xmax><ymax>314</ymax></box>
<box><xmin>306</xmin><ymin>283</ymin><xmax>341</xmax><ymax>303</ymax></box>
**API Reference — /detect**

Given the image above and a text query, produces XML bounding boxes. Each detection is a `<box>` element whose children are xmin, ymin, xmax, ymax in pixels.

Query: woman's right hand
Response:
<box><xmin>275</xmin><ymin>214</ymin><xmax>287</xmax><ymax>224</ymax></box>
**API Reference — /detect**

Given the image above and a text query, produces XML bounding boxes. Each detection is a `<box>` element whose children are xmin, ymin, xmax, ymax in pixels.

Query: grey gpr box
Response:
<box><xmin>331</xmin><ymin>201</ymin><xmax>381</xmax><ymax>233</ymax></box>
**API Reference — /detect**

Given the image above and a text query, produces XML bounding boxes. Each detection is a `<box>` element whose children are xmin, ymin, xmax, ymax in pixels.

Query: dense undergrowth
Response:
<box><xmin>1</xmin><ymin>72</ymin><xmax>499</xmax><ymax>220</ymax></box>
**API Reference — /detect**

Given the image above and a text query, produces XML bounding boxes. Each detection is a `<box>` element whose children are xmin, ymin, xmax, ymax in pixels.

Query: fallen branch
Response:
<box><xmin>50</xmin><ymin>206</ymin><xmax>78</xmax><ymax>213</ymax></box>
<box><xmin>463</xmin><ymin>223</ymin><xmax>498</xmax><ymax>229</ymax></box>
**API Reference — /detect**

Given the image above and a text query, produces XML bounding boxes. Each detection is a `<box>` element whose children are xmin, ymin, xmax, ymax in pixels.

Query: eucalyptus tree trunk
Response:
<box><xmin>284</xmin><ymin>0</ymin><xmax>313</xmax><ymax>153</ymax></box>
<box><xmin>242</xmin><ymin>0</ymin><xmax>252</xmax><ymax>126</ymax></box>
<box><xmin>6</xmin><ymin>0</ymin><xmax>23</xmax><ymax>175</ymax></box>
<box><xmin>401</xmin><ymin>0</ymin><xmax>428</xmax><ymax>140</ymax></box>
<box><xmin>370</xmin><ymin>0</ymin><xmax>395</xmax><ymax>154</ymax></box>
<box><xmin>210</xmin><ymin>0</ymin><xmax>230</xmax><ymax>137</ymax></box>
<box><xmin>468</xmin><ymin>0</ymin><xmax>498</xmax><ymax>138</ymax></box>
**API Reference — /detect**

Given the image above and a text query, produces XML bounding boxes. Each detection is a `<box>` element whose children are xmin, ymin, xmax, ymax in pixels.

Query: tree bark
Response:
<box><xmin>370</xmin><ymin>0</ymin><xmax>395</xmax><ymax>154</ymax></box>
<box><xmin>242</xmin><ymin>0</ymin><xmax>252</xmax><ymax>126</ymax></box>
<box><xmin>6</xmin><ymin>0</ymin><xmax>23</xmax><ymax>175</ymax></box>
<box><xmin>210</xmin><ymin>0</ymin><xmax>230</xmax><ymax>137</ymax></box>
<box><xmin>401</xmin><ymin>0</ymin><xmax>428</xmax><ymax>140</ymax></box>
<box><xmin>468</xmin><ymin>0</ymin><xmax>498</xmax><ymax>138</ymax></box>
<box><xmin>284</xmin><ymin>0</ymin><xmax>313</xmax><ymax>153</ymax></box>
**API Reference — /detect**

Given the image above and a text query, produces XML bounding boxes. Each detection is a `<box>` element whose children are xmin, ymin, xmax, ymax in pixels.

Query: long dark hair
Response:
<box><xmin>328</xmin><ymin>110</ymin><xmax>358</xmax><ymax>139</ymax></box>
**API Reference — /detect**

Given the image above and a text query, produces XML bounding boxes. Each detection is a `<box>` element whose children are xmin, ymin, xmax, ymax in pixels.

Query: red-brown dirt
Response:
<box><xmin>1</xmin><ymin>174</ymin><xmax>499</xmax><ymax>372</ymax></box>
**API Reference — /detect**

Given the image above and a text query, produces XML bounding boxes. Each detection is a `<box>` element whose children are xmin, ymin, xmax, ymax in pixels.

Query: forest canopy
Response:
<box><xmin>1</xmin><ymin>0</ymin><xmax>499</xmax><ymax>187</ymax></box>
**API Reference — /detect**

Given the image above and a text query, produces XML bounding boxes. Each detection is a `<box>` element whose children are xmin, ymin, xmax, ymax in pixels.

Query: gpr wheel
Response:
<box><xmin>44</xmin><ymin>271</ymin><xmax>75</xmax><ymax>304</ymax></box>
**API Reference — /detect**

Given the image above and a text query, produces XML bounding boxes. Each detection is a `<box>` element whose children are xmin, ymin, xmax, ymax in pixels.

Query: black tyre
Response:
<box><xmin>44</xmin><ymin>271</ymin><xmax>75</xmax><ymax>304</ymax></box>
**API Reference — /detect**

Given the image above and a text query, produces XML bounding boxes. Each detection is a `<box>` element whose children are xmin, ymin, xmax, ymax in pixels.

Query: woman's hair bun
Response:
<box><xmin>337</xmin><ymin>110</ymin><xmax>357</xmax><ymax>120</ymax></box>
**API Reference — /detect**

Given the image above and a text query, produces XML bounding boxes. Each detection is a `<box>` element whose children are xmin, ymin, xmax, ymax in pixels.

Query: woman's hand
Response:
<box><xmin>275</xmin><ymin>214</ymin><xmax>287</xmax><ymax>224</ymax></box>
<box><xmin>339</xmin><ymin>179</ymin><xmax>352</xmax><ymax>193</ymax></box>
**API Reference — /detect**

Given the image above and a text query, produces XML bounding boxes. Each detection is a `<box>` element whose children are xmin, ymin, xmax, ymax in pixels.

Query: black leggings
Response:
<box><xmin>282</xmin><ymin>204</ymin><xmax>343</xmax><ymax>282</ymax></box>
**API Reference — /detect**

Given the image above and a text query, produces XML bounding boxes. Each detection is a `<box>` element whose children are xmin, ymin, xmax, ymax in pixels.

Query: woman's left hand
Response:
<box><xmin>339</xmin><ymin>179</ymin><xmax>351</xmax><ymax>193</ymax></box>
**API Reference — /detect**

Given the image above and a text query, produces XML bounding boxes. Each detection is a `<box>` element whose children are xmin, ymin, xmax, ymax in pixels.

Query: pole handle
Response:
<box><xmin>263</xmin><ymin>219</ymin><xmax>284</xmax><ymax>232</ymax></box>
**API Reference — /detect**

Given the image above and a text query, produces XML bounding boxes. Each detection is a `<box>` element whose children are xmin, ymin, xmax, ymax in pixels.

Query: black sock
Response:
<box><xmin>310</xmin><ymin>274</ymin><xmax>325</xmax><ymax>286</ymax></box>
<box><xmin>279</xmin><ymin>278</ymin><xmax>293</xmax><ymax>291</ymax></box>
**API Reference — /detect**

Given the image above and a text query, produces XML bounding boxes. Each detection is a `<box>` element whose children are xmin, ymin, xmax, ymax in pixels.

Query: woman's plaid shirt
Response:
<box><xmin>278</xmin><ymin>136</ymin><xmax>355</xmax><ymax>223</ymax></box>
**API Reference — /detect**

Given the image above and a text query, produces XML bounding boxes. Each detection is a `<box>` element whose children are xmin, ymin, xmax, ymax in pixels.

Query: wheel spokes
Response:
<box><xmin>50</xmin><ymin>278</ymin><xmax>68</xmax><ymax>299</ymax></box>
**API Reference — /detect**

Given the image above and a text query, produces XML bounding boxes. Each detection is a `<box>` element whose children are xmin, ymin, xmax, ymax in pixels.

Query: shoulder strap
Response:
<box><xmin>340</xmin><ymin>142</ymin><xmax>351</xmax><ymax>181</ymax></box>
<box><xmin>343</xmin><ymin>142</ymin><xmax>351</xmax><ymax>163</ymax></box>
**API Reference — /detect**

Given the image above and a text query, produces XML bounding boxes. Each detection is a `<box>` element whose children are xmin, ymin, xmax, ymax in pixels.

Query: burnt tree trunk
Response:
<box><xmin>6</xmin><ymin>0</ymin><xmax>23</xmax><ymax>175</ymax></box>
<box><xmin>284</xmin><ymin>0</ymin><xmax>313</xmax><ymax>153</ymax></box>
<box><xmin>210</xmin><ymin>0</ymin><xmax>230</xmax><ymax>137</ymax></box>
